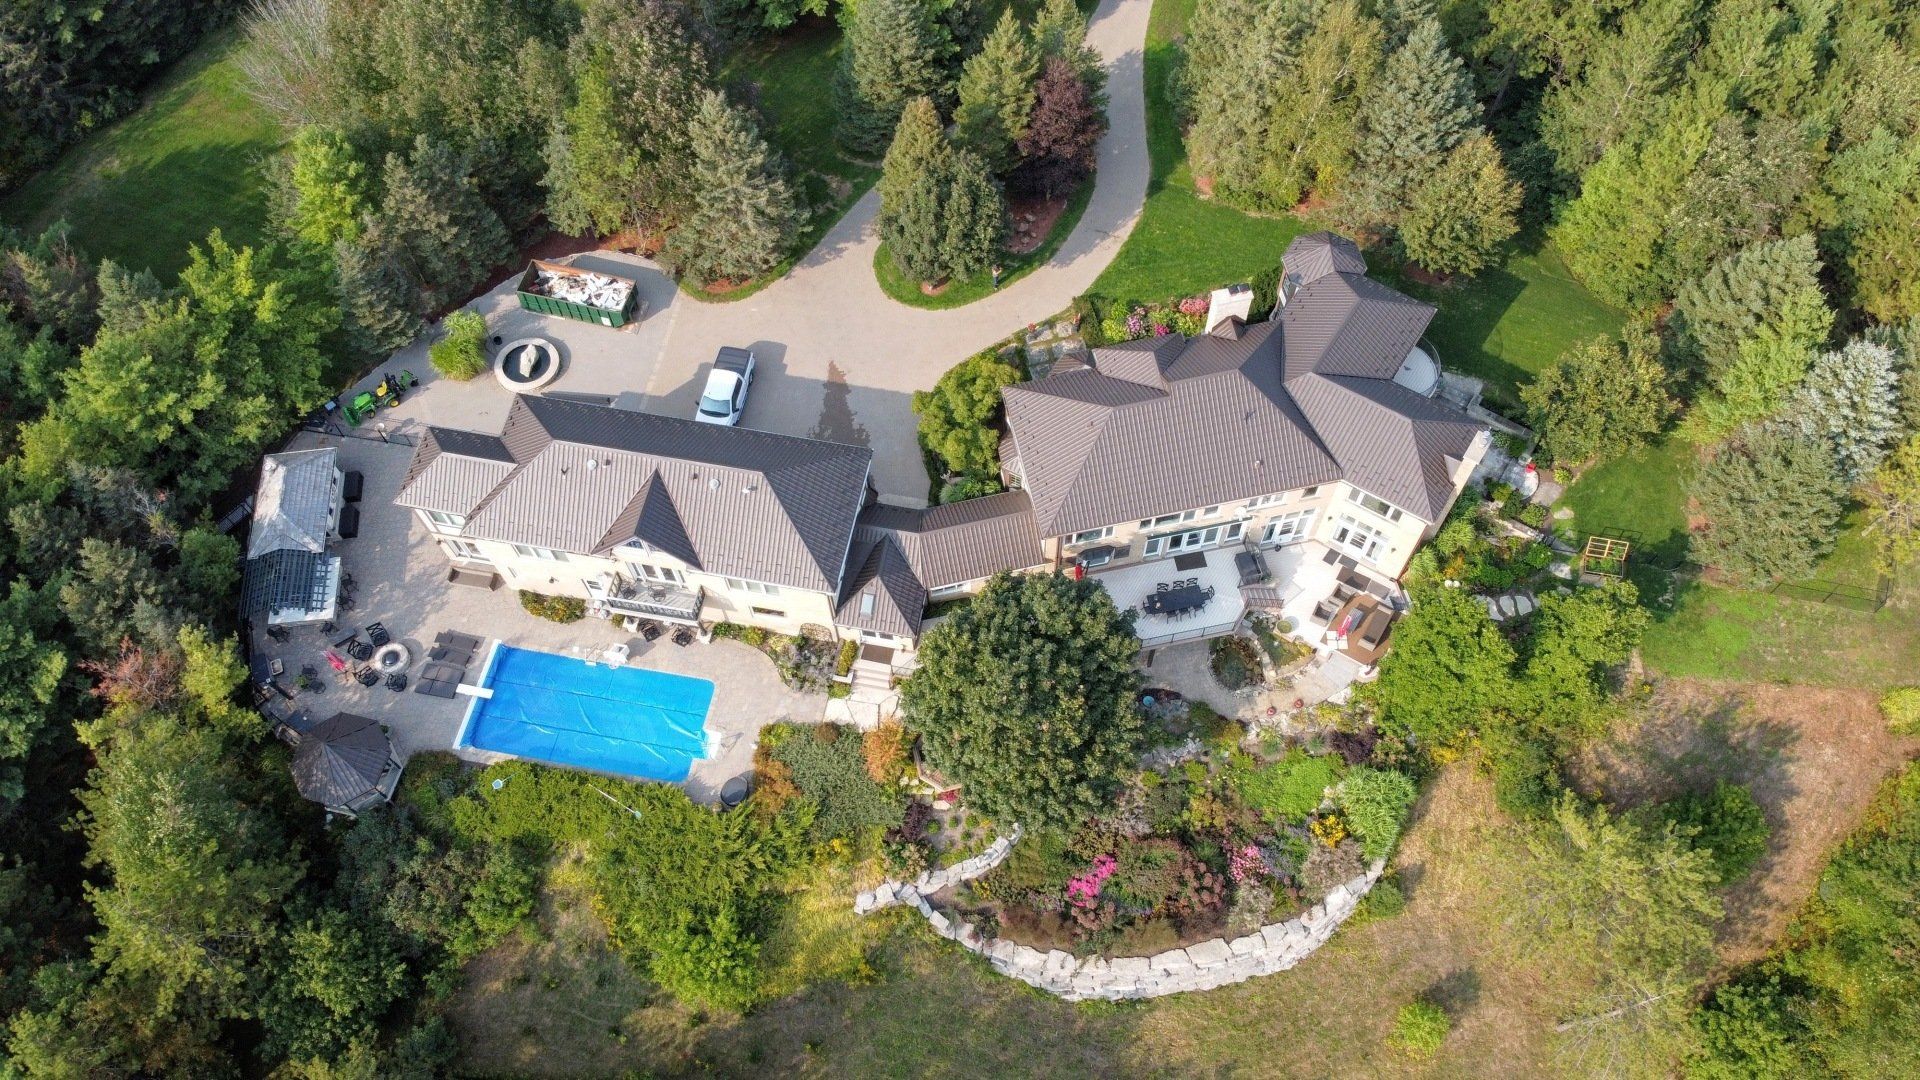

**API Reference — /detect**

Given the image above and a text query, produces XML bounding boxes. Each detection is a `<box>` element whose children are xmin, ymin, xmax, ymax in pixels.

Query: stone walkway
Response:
<box><xmin>337</xmin><ymin>0</ymin><xmax>1152</xmax><ymax>505</ymax></box>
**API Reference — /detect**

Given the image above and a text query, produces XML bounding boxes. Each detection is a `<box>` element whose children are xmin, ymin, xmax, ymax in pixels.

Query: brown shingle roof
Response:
<box><xmin>838</xmin><ymin>491</ymin><xmax>1047</xmax><ymax>636</ymax></box>
<box><xmin>398</xmin><ymin>396</ymin><xmax>872</xmax><ymax>593</ymax></box>
<box><xmin>1005</xmin><ymin>243</ymin><xmax>1485</xmax><ymax>537</ymax></box>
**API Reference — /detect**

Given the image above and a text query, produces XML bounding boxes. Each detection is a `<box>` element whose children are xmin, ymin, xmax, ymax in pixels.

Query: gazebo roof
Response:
<box><xmin>291</xmin><ymin>712</ymin><xmax>392</xmax><ymax>810</ymax></box>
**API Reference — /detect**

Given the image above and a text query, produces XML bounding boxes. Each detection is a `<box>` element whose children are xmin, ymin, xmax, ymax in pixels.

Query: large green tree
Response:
<box><xmin>1669</xmin><ymin>234</ymin><xmax>1831</xmax><ymax>379</ymax></box>
<box><xmin>663</xmin><ymin>90</ymin><xmax>806</xmax><ymax>287</ymax></box>
<box><xmin>1691</xmin><ymin>425</ymin><xmax>1848</xmax><ymax>585</ymax></box>
<box><xmin>900</xmin><ymin>572</ymin><xmax>1143</xmax><ymax>831</ymax></box>
<box><xmin>1341</xmin><ymin>2</ymin><xmax>1481</xmax><ymax>229</ymax></box>
<box><xmin>912</xmin><ymin>350</ymin><xmax>1022</xmax><ymax>482</ymax></box>
<box><xmin>954</xmin><ymin>9</ymin><xmax>1041</xmax><ymax>174</ymax></box>
<box><xmin>1783</xmin><ymin>340</ymin><xmax>1903</xmax><ymax>483</ymax></box>
<box><xmin>835</xmin><ymin>0</ymin><xmax>953</xmax><ymax>156</ymax></box>
<box><xmin>0</xmin><ymin>582</ymin><xmax>67</xmax><ymax>808</ymax></box>
<box><xmin>877</xmin><ymin>98</ymin><xmax>1006</xmax><ymax>286</ymax></box>
<box><xmin>1521</xmin><ymin>329</ymin><xmax>1676</xmax><ymax>466</ymax></box>
<box><xmin>1397</xmin><ymin>133</ymin><xmax>1522</xmax><ymax>276</ymax></box>
<box><xmin>1862</xmin><ymin>434</ymin><xmax>1920</xmax><ymax>572</ymax></box>
<box><xmin>1368</xmin><ymin>585</ymin><xmax>1516</xmax><ymax>750</ymax></box>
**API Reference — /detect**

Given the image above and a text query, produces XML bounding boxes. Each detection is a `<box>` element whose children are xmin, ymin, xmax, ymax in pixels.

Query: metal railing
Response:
<box><xmin>1137</xmin><ymin>617</ymin><xmax>1243</xmax><ymax>649</ymax></box>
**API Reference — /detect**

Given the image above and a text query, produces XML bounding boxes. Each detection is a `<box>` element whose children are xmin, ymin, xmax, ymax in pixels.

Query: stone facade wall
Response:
<box><xmin>854</xmin><ymin>825</ymin><xmax>1024</xmax><ymax>914</ymax></box>
<box><xmin>860</xmin><ymin>849</ymin><xmax>1387</xmax><ymax>1002</ymax></box>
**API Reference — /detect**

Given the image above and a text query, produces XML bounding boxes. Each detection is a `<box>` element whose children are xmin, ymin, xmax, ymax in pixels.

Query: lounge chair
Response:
<box><xmin>671</xmin><ymin>626</ymin><xmax>694</xmax><ymax>647</ymax></box>
<box><xmin>1356</xmin><ymin>607</ymin><xmax>1392</xmax><ymax>649</ymax></box>
<box><xmin>428</xmin><ymin>644</ymin><xmax>473</xmax><ymax>666</ymax></box>
<box><xmin>433</xmin><ymin>630</ymin><xmax>483</xmax><ymax>653</ymax></box>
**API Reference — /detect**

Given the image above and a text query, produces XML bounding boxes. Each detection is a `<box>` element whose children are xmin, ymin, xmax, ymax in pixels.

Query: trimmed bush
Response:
<box><xmin>835</xmin><ymin>639</ymin><xmax>859</xmax><ymax>677</ymax></box>
<box><xmin>429</xmin><ymin>310</ymin><xmax>489</xmax><ymax>380</ymax></box>
<box><xmin>1210</xmin><ymin>635</ymin><xmax>1264</xmax><ymax>691</ymax></box>
<box><xmin>1391</xmin><ymin>999</ymin><xmax>1451</xmax><ymax>1057</ymax></box>
<box><xmin>517</xmin><ymin>590</ymin><xmax>584</xmax><ymax>623</ymax></box>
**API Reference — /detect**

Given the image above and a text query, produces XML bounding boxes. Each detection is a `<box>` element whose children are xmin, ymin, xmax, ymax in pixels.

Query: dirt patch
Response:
<box><xmin>1569</xmin><ymin>677</ymin><xmax>1920</xmax><ymax>965</ymax></box>
<box><xmin>1006</xmin><ymin>193</ymin><xmax>1068</xmax><ymax>255</ymax></box>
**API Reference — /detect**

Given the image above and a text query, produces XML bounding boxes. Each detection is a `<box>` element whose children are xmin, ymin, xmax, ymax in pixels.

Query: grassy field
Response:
<box><xmin>1561</xmin><ymin>435</ymin><xmax>1697</xmax><ymax>568</ymax></box>
<box><xmin>0</xmin><ymin>27</ymin><xmax>280</xmax><ymax>279</ymax></box>
<box><xmin>693</xmin><ymin>18</ymin><xmax>881</xmax><ymax>302</ymax></box>
<box><xmin>449</xmin><ymin>767</ymin><xmax>1625</xmax><ymax>1077</ymax></box>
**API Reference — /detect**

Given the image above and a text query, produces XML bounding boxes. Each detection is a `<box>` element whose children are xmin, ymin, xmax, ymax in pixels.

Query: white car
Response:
<box><xmin>694</xmin><ymin>346</ymin><xmax>756</xmax><ymax>426</ymax></box>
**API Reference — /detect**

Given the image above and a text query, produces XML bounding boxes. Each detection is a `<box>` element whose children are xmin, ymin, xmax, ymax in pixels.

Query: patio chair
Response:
<box><xmin>365</xmin><ymin>622</ymin><xmax>390</xmax><ymax>647</ymax></box>
<box><xmin>671</xmin><ymin>626</ymin><xmax>694</xmax><ymax>647</ymax></box>
<box><xmin>638</xmin><ymin>620</ymin><xmax>664</xmax><ymax>642</ymax></box>
<box><xmin>265</xmin><ymin>625</ymin><xmax>290</xmax><ymax>644</ymax></box>
<box><xmin>1313</xmin><ymin>597</ymin><xmax>1341</xmax><ymax>623</ymax></box>
<box><xmin>342</xmin><ymin>636</ymin><xmax>373</xmax><ymax>662</ymax></box>
<box><xmin>385</xmin><ymin>672</ymin><xmax>408</xmax><ymax>692</ymax></box>
<box><xmin>355</xmin><ymin>667</ymin><xmax>379</xmax><ymax>687</ymax></box>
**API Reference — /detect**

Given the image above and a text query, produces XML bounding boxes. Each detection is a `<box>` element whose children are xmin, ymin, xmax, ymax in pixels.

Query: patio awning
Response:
<box><xmin>292</xmin><ymin>712</ymin><xmax>396</xmax><ymax>813</ymax></box>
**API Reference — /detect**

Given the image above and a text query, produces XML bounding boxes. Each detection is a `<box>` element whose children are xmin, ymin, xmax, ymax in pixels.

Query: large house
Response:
<box><xmin>397</xmin><ymin>233</ymin><xmax>1490</xmax><ymax>661</ymax></box>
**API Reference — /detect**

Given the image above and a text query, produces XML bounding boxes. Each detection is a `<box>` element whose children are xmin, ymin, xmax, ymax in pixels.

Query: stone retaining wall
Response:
<box><xmin>854</xmin><ymin>825</ymin><xmax>1024</xmax><ymax>914</ymax></box>
<box><xmin>865</xmin><ymin>853</ymin><xmax>1387</xmax><ymax>1002</ymax></box>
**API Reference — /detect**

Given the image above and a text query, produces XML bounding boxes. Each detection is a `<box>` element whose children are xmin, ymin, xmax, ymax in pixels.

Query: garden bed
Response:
<box><xmin>946</xmin><ymin>731</ymin><xmax>1419</xmax><ymax>958</ymax></box>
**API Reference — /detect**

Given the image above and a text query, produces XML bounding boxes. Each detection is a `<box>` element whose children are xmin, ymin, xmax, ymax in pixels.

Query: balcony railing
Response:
<box><xmin>598</xmin><ymin>576</ymin><xmax>703</xmax><ymax>621</ymax></box>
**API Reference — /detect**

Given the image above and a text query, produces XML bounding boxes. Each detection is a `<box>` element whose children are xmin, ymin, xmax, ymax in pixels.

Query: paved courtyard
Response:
<box><xmin>338</xmin><ymin>0</ymin><xmax>1152</xmax><ymax>505</ymax></box>
<box><xmin>251</xmin><ymin>433</ymin><xmax>826</xmax><ymax>805</ymax></box>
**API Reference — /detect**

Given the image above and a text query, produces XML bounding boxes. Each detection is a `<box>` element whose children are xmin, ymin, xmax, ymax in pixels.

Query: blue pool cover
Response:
<box><xmin>458</xmin><ymin>646</ymin><xmax>715</xmax><ymax>782</ymax></box>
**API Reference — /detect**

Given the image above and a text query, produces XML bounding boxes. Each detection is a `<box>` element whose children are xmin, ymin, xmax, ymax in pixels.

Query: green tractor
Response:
<box><xmin>342</xmin><ymin>369</ymin><xmax>418</xmax><ymax>426</ymax></box>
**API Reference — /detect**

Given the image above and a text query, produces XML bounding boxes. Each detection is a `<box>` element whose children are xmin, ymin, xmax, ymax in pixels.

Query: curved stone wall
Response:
<box><xmin>859</xmin><ymin>848</ymin><xmax>1387</xmax><ymax>1001</ymax></box>
<box><xmin>855</xmin><ymin>825</ymin><xmax>1023</xmax><ymax>914</ymax></box>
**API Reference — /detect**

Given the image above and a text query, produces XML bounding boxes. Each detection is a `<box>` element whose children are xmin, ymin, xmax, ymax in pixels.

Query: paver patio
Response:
<box><xmin>250</xmin><ymin>432</ymin><xmax>826</xmax><ymax>805</ymax></box>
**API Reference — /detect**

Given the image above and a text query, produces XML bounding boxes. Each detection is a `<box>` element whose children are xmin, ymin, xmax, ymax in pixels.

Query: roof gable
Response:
<box><xmin>250</xmin><ymin>449</ymin><xmax>336</xmax><ymax>557</ymax></box>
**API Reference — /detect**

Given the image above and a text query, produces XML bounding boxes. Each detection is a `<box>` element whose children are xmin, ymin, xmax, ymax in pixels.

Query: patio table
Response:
<box><xmin>1142</xmin><ymin>584</ymin><xmax>1208</xmax><ymax>615</ymax></box>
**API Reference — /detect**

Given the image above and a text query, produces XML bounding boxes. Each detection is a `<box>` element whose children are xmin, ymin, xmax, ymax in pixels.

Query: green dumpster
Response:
<box><xmin>515</xmin><ymin>259</ymin><xmax>642</xmax><ymax>328</ymax></box>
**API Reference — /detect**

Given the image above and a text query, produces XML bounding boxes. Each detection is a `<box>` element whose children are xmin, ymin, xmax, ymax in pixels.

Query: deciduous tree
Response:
<box><xmin>1012</xmin><ymin>57</ymin><xmax>1106</xmax><ymax>199</ymax></box>
<box><xmin>912</xmin><ymin>350</ymin><xmax>1022</xmax><ymax>481</ymax></box>
<box><xmin>1397</xmin><ymin>133</ymin><xmax>1522</xmax><ymax>277</ymax></box>
<box><xmin>1862</xmin><ymin>434</ymin><xmax>1920</xmax><ymax>571</ymax></box>
<box><xmin>1367</xmin><ymin>585</ymin><xmax>1516</xmax><ymax>750</ymax></box>
<box><xmin>1521</xmin><ymin>330</ymin><xmax>1675</xmax><ymax>466</ymax></box>
<box><xmin>901</xmin><ymin>572</ymin><xmax>1143</xmax><ymax>831</ymax></box>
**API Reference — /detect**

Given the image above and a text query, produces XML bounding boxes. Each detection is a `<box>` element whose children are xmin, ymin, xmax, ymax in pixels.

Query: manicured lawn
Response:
<box><xmin>693</xmin><ymin>17</ymin><xmax>881</xmax><ymax>302</ymax></box>
<box><xmin>0</xmin><ymin>27</ymin><xmax>281</xmax><ymax>278</ymax></box>
<box><xmin>1560</xmin><ymin>435</ymin><xmax>1697</xmax><ymax>568</ymax></box>
<box><xmin>874</xmin><ymin>179</ymin><xmax>1096</xmax><ymax>309</ymax></box>
<box><xmin>1377</xmin><ymin>241</ymin><xmax>1625</xmax><ymax>411</ymax></box>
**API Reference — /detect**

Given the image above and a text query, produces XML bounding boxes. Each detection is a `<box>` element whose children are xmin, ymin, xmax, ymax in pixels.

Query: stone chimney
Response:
<box><xmin>1205</xmin><ymin>284</ymin><xmax>1254</xmax><ymax>333</ymax></box>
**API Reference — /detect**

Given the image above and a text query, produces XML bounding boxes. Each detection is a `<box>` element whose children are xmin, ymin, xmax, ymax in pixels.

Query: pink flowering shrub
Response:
<box><xmin>1124</xmin><ymin>310</ymin><xmax>1146</xmax><ymax>337</ymax></box>
<box><xmin>1178</xmin><ymin>295</ymin><xmax>1210</xmax><ymax>315</ymax></box>
<box><xmin>1229</xmin><ymin>844</ymin><xmax>1266</xmax><ymax>883</ymax></box>
<box><xmin>1065</xmin><ymin>854</ymin><xmax>1118</xmax><ymax>908</ymax></box>
<box><xmin>1152</xmin><ymin>323</ymin><xmax>1171</xmax><ymax>336</ymax></box>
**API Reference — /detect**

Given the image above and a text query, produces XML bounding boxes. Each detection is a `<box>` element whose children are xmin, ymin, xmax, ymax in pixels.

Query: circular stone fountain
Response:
<box><xmin>494</xmin><ymin>337</ymin><xmax>562</xmax><ymax>392</ymax></box>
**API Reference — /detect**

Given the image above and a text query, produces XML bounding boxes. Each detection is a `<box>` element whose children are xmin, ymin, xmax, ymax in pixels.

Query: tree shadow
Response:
<box><xmin>1426</xmin><ymin>968</ymin><xmax>1482</xmax><ymax>1018</ymax></box>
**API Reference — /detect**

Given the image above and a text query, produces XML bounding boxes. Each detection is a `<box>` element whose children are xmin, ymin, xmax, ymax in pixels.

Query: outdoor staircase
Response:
<box><xmin>849</xmin><ymin>660</ymin><xmax>893</xmax><ymax>701</ymax></box>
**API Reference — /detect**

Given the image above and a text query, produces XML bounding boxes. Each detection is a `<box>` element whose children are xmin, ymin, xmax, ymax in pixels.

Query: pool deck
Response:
<box><xmin>248</xmin><ymin>432</ymin><xmax>827</xmax><ymax>805</ymax></box>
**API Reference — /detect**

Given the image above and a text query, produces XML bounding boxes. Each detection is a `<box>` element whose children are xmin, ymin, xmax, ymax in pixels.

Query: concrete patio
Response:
<box><xmin>248</xmin><ymin>432</ymin><xmax>826</xmax><ymax>805</ymax></box>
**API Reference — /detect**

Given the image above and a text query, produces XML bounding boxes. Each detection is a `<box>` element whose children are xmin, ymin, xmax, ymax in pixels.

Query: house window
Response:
<box><xmin>1261</xmin><ymin>508</ymin><xmax>1318</xmax><ymax>546</ymax></box>
<box><xmin>511</xmin><ymin>544</ymin><xmax>568</xmax><ymax>562</ymax></box>
<box><xmin>1068</xmin><ymin>526</ymin><xmax>1113</xmax><ymax>545</ymax></box>
<box><xmin>858</xmin><ymin>592</ymin><xmax>876</xmax><ymax>616</ymax></box>
<box><xmin>726</xmin><ymin>578</ymin><xmax>781</xmax><ymax>596</ymax></box>
<box><xmin>928</xmin><ymin>582</ymin><xmax>969</xmax><ymax>599</ymax></box>
<box><xmin>1244</xmin><ymin>493</ymin><xmax>1285</xmax><ymax>510</ymax></box>
<box><xmin>1139</xmin><ymin>509</ymin><xmax>1198</xmax><ymax>529</ymax></box>
<box><xmin>1332</xmin><ymin>515</ymin><xmax>1387</xmax><ymax>561</ymax></box>
<box><xmin>634</xmin><ymin>563</ymin><xmax>683</xmax><ymax>584</ymax></box>
<box><xmin>444</xmin><ymin>538</ymin><xmax>488</xmax><ymax>562</ymax></box>
<box><xmin>1348</xmin><ymin>488</ymin><xmax>1404</xmax><ymax>522</ymax></box>
<box><xmin>1078</xmin><ymin>547</ymin><xmax>1116</xmax><ymax>568</ymax></box>
<box><xmin>751</xmin><ymin>606</ymin><xmax>785</xmax><ymax>618</ymax></box>
<box><xmin>1144</xmin><ymin>521</ymin><xmax>1241</xmax><ymax>557</ymax></box>
<box><xmin>425</xmin><ymin>510</ymin><xmax>466</xmax><ymax>530</ymax></box>
<box><xmin>1302</xmin><ymin>486</ymin><xmax>1321</xmax><ymax>497</ymax></box>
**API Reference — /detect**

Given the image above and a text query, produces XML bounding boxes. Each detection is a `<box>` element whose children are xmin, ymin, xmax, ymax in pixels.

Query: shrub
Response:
<box><xmin>1107</xmin><ymin>838</ymin><xmax>1189</xmax><ymax>911</ymax></box>
<box><xmin>1337</xmin><ymin>767</ymin><xmax>1420</xmax><ymax>862</ymax></box>
<box><xmin>517</xmin><ymin>590</ymin><xmax>584</xmax><ymax>623</ymax></box>
<box><xmin>939</xmin><ymin>473</ymin><xmax>1002</xmax><ymax>504</ymax></box>
<box><xmin>429</xmin><ymin>310</ymin><xmax>489</xmax><ymax>380</ymax></box>
<box><xmin>835</xmin><ymin>639</ymin><xmax>859</xmax><ymax>677</ymax></box>
<box><xmin>1209</xmin><ymin>635</ymin><xmax>1264</xmax><ymax>691</ymax></box>
<box><xmin>861</xmin><ymin>720</ymin><xmax>911</xmax><ymax>784</ymax></box>
<box><xmin>913</xmin><ymin>351</ymin><xmax>1021</xmax><ymax>480</ymax></box>
<box><xmin>1657</xmin><ymin>782</ymin><xmax>1771</xmax><ymax>884</ymax></box>
<box><xmin>772</xmin><ymin>727</ymin><xmax>904</xmax><ymax>841</ymax></box>
<box><xmin>1350</xmin><ymin>877</ymin><xmax>1406</xmax><ymax>924</ymax></box>
<box><xmin>1231</xmin><ymin>750</ymin><xmax>1344</xmax><ymax>824</ymax></box>
<box><xmin>1390</xmin><ymin>999</ymin><xmax>1451</xmax><ymax>1057</ymax></box>
<box><xmin>1882</xmin><ymin>686</ymin><xmax>1920</xmax><ymax>735</ymax></box>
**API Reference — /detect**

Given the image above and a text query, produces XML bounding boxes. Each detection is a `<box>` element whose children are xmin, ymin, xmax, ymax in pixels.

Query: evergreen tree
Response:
<box><xmin>663</xmin><ymin>91</ymin><xmax>805</xmax><ymax>287</ymax></box>
<box><xmin>1862</xmin><ymin>434</ymin><xmax>1920</xmax><ymax>571</ymax></box>
<box><xmin>375</xmin><ymin>135</ymin><xmax>513</xmax><ymax>314</ymax></box>
<box><xmin>1656</xmin><ymin>116</ymin><xmax>1815</xmax><ymax>292</ymax></box>
<box><xmin>1552</xmin><ymin>114</ymin><xmax>1720</xmax><ymax>310</ymax></box>
<box><xmin>281</xmin><ymin>126</ymin><xmax>371</xmax><ymax>250</ymax></box>
<box><xmin>1816</xmin><ymin>128</ymin><xmax>1920</xmax><ymax>323</ymax></box>
<box><xmin>544</xmin><ymin>0</ymin><xmax>715</xmax><ymax>235</ymax></box>
<box><xmin>1534</xmin><ymin>0</ymin><xmax>1704</xmax><ymax>175</ymax></box>
<box><xmin>1784</xmin><ymin>340</ymin><xmax>1903</xmax><ymax>484</ymax></box>
<box><xmin>1012</xmin><ymin>57</ymin><xmax>1106</xmax><ymax>199</ymax></box>
<box><xmin>954</xmin><ymin>10</ymin><xmax>1041</xmax><ymax>174</ymax></box>
<box><xmin>335</xmin><ymin>230</ymin><xmax>427</xmax><ymax>355</ymax></box>
<box><xmin>835</xmin><ymin>0</ymin><xmax>952</xmax><ymax>157</ymax></box>
<box><xmin>93</xmin><ymin>261</ymin><xmax>166</xmax><ymax>336</ymax></box>
<box><xmin>1341</xmin><ymin>2</ymin><xmax>1480</xmax><ymax>229</ymax></box>
<box><xmin>1030</xmin><ymin>0</ymin><xmax>1105</xmax><ymax>96</ymax></box>
<box><xmin>1691</xmin><ymin>425</ymin><xmax>1848</xmax><ymax>585</ymax></box>
<box><xmin>941</xmin><ymin>150</ymin><xmax>1007</xmax><ymax>280</ymax></box>
<box><xmin>878</xmin><ymin>97</ymin><xmax>1006</xmax><ymax>286</ymax></box>
<box><xmin>1670</xmin><ymin>235</ymin><xmax>1832</xmax><ymax>381</ymax></box>
<box><xmin>1175</xmin><ymin>0</ymin><xmax>1263</xmax><ymax>127</ymax></box>
<box><xmin>2</xmin><ymin>222</ymin><xmax>98</xmax><ymax>344</ymax></box>
<box><xmin>877</xmin><ymin>98</ymin><xmax>954</xmax><ymax>284</ymax></box>
<box><xmin>1398</xmin><ymin>133</ymin><xmax>1521</xmax><ymax>276</ymax></box>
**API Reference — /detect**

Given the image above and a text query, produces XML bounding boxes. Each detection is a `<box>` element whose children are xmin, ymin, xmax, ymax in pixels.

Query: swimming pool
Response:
<box><xmin>456</xmin><ymin>645</ymin><xmax>715</xmax><ymax>782</ymax></box>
